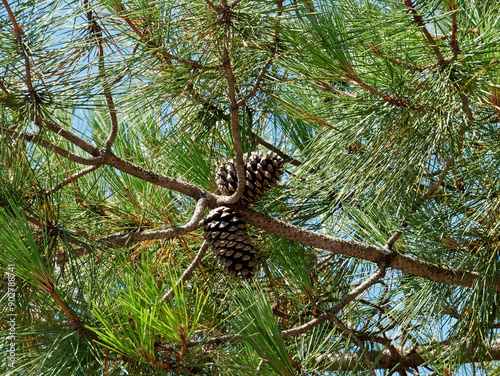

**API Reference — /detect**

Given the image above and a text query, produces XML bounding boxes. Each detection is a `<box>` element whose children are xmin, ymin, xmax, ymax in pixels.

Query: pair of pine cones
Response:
<box><xmin>202</xmin><ymin>151</ymin><xmax>284</xmax><ymax>280</ymax></box>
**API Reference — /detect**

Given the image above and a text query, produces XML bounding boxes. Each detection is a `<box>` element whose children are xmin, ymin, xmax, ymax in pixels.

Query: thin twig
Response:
<box><xmin>459</xmin><ymin>94</ymin><xmax>474</xmax><ymax>120</ymax></box>
<box><xmin>250</xmin><ymin>131</ymin><xmax>301</xmax><ymax>167</ymax></box>
<box><xmin>184</xmin><ymin>264</ymin><xmax>387</xmax><ymax>348</ymax></box>
<box><xmin>162</xmin><ymin>241</ymin><xmax>209</xmax><ymax>302</ymax></box>
<box><xmin>349</xmin><ymin>76</ymin><xmax>412</xmax><ymax>108</ymax></box>
<box><xmin>268</xmin><ymin>93</ymin><xmax>339</xmax><ymax>130</ymax></box>
<box><xmin>368</xmin><ymin>45</ymin><xmax>447</xmax><ymax>72</ymax></box>
<box><xmin>42</xmin><ymin>165</ymin><xmax>100</xmax><ymax>197</ymax></box>
<box><xmin>2</xmin><ymin>0</ymin><xmax>36</xmax><ymax>100</ymax></box>
<box><xmin>404</xmin><ymin>0</ymin><xmax>445</xmax><ymax>65</ymax></box>
<box><xmin>111</xmin><ymin>0</ymin><xmax>223</xmax><ymax>70</ymax></box>
<box><xmin>229</xmin><ymin>0</ymin><xmax>244</xmax><ymax>8</ymax></box>
<box><xmin>256</xmin><ymin>358</ymin><xmax>265</xmax><ymax>372</ymax></box>
<box><xmin>327</xmin><ymin>314</ymin><xmax>376</xmax><ymax>376</ymax></box>
<box><xmin>88</xmin><ymin>6</ymin><xmax>119</xmax><ymax>150</ymax></box>
<box><xmin>41</xmin><ymin>119</ymin><xmax>100</xmax><ymax>157</ymax></box>
<box><xmin>23</xmin><ymin>214</ymin><xmax>81</xmax><ymax>248</ymax></box>
<box><xmin>448</xmin><ymin>2</ymin><xmax>460</xmax><ymax>58</ymax></box>
<box><xmin>281</xmin><ymin>263</ymin><xmax>387</xmax><ymax>339</ymax></box>
<box><xmin>315</xmin><ymin>80</ymin><xmax>355</xmax><ymax>97</ymax></box>
<box><xmin>50</xmin><ymin>289</ymin><xmax>94</xmax><ymax>338</ymax></box>
<box><xmin>217</xmin><ymin>42</ymin><xmax>247</xmax><ymax>205</ymax></box>
<box><xmin>1</xmin><ymin>127</ymin><xmax>103</xmax><ymax>165</ymax></box>
<box><xmin>236</xmin><ymin>55</ymin><xmax>274</xmax><ymax>107</ymax></box>
<box><xmin>384</xmin><ymin>231</ymin><xmax>402</xmax><ymax>250</ymax></box>
<box><xmin>101</xmin><ymin>197</ymin><xmax>208</xmax><ymax>246</ymax></box>
<box><xmin>384</xmin><ymin>153</ymin><xmax>456</xmax><ymax>248</ymax></box>
<box><xmin>203</xmin><ymin>0</ymin><xmax>218</xmax><ymax>12</ymax></box>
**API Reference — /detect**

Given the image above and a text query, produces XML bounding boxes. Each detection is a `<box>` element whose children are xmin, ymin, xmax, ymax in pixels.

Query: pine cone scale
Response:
<box><xmin>216</xmin><ymin>151</ymin><xmax>284</xmax><ymax>206</ymax></box>
<box><xmin>203</xmin><ymin>206</ymin><xmax>258</xmax><ymax>280</ymax></box>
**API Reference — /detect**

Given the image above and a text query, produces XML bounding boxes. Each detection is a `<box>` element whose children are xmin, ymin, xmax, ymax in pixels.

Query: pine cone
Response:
<box><xmin>203</xmin><ymin>206</ymin><xmax>258</xmax><ymax>280</ymax></box>
<box><xmin>216</xmin><ymin>151</ymin><xmax>284</xmax><ymax>206</ymax></box>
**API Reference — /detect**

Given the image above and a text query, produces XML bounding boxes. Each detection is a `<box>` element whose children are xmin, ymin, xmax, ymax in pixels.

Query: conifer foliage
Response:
<box><xmin>1</xmin><ymin>0</ymin><xmax>500</xmax><ymax>375</ymax></box>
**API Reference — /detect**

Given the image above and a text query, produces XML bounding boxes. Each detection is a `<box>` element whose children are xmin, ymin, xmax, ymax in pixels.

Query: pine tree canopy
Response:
<box><xmin>1</xmin><ymin>0</ymin><xmax>500</xmax><ymax>374</ymax></box>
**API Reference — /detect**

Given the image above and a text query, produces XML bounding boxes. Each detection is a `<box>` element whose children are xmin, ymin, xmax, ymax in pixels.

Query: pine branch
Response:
<box><xmin>203</xmin><ymin>0</ymin><xmax>218</xmax><ymax>12</ymax></box>
<box><xmin>229</xmin><ymin>0</ymin><xmax>244</xmax><ymax>8</ymax></box>
<box><xmin>348</xmin><ymin>75</ymin><xmax>412</xmax><ymax>108</ymax></box>
<box><xmin>327</xmin><ymin>315</ymin><xmax>376</xmax><ymax>376</ymax></box>
<box><xmin>184</xmin><ymin>264</ymin><xmax>386</xmax><ymax>348</ymax></box>
<box><xmin>282</xmin><ymin>263</ymin><xmax>387</xmax><ymax>338</ymax></box>
<box><xmin>384</xmin><ymin>155</ymin><xmax>456</xmax><ymax>248</ymax></box>
<box><xmin>404</xmin><ymin>0</ymin><xmax>446</xmax><ymax>65</ymax></box>
<box><xmin>446</xmin><ymin>1</ymin><xmax>460</xmax><ymax>57</ymax></box>
<box><xmin>41</xmin><ymin>165</ymin><xmax>101</xmax><ymax>197</ymax></box>
<box><xmin>50</xmin><ymin>288</ymin><xmax>94</xmax><ymax>338</ymax></box>
<box><xmin>88</xmin><ymin>8</ymin><xmax>119</xmax><ymax>150</ymax></box>
<box><xmin>0</xmin><ymin>127</ymin><xmax>103</xmax><ymax>165</ymax></box>
<box><xmin>268</xmin><ymin>93</ymin><xmax>340</xmax><ymax>130</ymax></box>
<box><xmin>2</xmin><ymin>0</ymin><xmax>36</xmax><ymax>100</ymax></box>
<box><xmin>315</xmin><ymin>80</ymin><xmax>355</xmax><ymax>97</ymax></box>
<box><xmin>250</xmin><ymin>131</ymin><xmax>302</xmax><ymax>167</ymax></box>
<box><xmin>234</xmin><ymin>207</ymin><xmax>500</xmax><ymax>291</ymax></box>
<box><xmin>109</xmin><ymin>0</ymin><xmax>223</xmax><ymax>70</ymax></box>
<box><xmin>313</xmin><ymin>339</ymin><xmax>500</xmax><ymax>371</ymax></box>
<box><xmin>161</xmin><ymin>240</ymin><xmax>208</xmax><ymax>302</ymax></box>
<box><xmin>217</xmin><ymin>41</ymin><xmax>247</xmax><ymax>205</ymax></box>
<box><xmin>100</xmin><ymin>198</ymin><xmax>208</xmax><ymax>246</ymax></box>
<box><xmin>236</xmin><ymin>55</ymin><xmax>274</xmax><ymax>107</ymax></box>
<box><xmin>104</xmin><ymin>152</ymin><xmax>212</xmax><ymax>202</ymax></box>
<box><xmin>367</xmin><ymin>45</ymin><xmax>444</xmax><ymax>72</ymax></box>
<box><xmin>41</xmin><ymin>119</ymin><xmax>100</xmax><ymax>157</ymax></box>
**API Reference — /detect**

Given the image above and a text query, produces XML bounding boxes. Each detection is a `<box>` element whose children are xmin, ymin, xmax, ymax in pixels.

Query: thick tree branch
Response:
<box><xmin>3</xmin><ymin>131</ymin><xmax>214</xmax><ymax>204</ymax></box>
<box><xmin>234</xmin><ymin>207</ymin><xmax>500</xmax><ymax>291</ymax></box>
<box><xmin>6</xmin><ymin>124</ymin><xmax>491</xmax><ymax>291</ymax></box>
<box><xmin>162</xmin><ymin>240</ymin><xmax>208</xmax><ymax>302</ymax></box>
<box><xmin>101</xmin><ymin>198</ymin><xmax>208</xmax><ymax>246</ymax></box>
<box><xmin>104</xmin><ymin>152</ymin><xmax>212</xmax><ymax>203</ymax></box>
<box><xmin>313</xmin><ymin>339</ymin><xmax>500</xmax><ymax>371</ymax></box>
